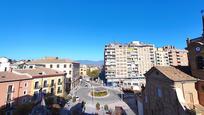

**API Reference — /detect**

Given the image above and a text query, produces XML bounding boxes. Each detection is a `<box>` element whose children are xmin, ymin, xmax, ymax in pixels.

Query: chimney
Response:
<box><xmin>202</xmin><ymin>10</ymin><xmax>204</xmax><ymax>37</ymax></box>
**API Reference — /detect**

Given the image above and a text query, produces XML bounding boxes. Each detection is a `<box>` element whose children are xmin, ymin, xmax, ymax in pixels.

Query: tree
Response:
<box><xmin>87</xmin><ymin>69</ymin><xmax>100</xmax><ymax>79</ymax></box>
<box><xmin>104</xmin><ymin>104</ymin><xmax>109</xmax><ymax>111</ymax></box>
<box><xmin>96</xmin><ymin>102</ymin><xmax>100</xmax><ymax>110</ymax></box>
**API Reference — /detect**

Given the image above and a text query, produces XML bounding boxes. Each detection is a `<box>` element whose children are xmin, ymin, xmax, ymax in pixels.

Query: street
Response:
<box><xmin>62</xmin><ymin>79</ymin><xmax>137</xmax><ymax>115</ymax></box>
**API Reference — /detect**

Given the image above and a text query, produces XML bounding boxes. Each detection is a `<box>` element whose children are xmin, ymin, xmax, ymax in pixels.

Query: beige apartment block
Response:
<box><xmin>80</xmin><ymin>64</ymin><xmax>88</xmax><ymax>77</ymax></box>
<box><xmin>155</xmin><ymin>48</ymin><xmax>170</xmax><ymax>66</ymax></box>
<box><xmin>104</xmin><ymin>41</ymin><xmax>154</xmax><ymax>86</ymax></box>
<box><xmin>15</xmin><ymin>67</ymin><xmax>66</xmax><ymax>97</ymax></box>
<box><xmin>163</xmin><ymin>46</ymin><xmax>188</xmax><ymax>66</ymax></box>
<box><xmin>24</xmin><ymin>57</ymin><xmax>80</xmax><ymax>89</ymax></box>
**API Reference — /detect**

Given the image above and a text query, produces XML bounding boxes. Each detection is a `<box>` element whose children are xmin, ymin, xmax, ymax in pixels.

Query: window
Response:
<box><xmin>201</xmin><ymin>85</ymin><xmax>204</xmax><ymax>92</ymax></box>
<box><xmin>69</xmin><ymin>71</ymin><xmax>72</xmax><ymax>75</ymax></box>
<box><xmin>25</xmin><ymin>83</ymin><xmax>27</xmax><ymax>87</ymax></box>
<box><xmin>34</xmin><ymin>82</ymin><xmax>39</xmax><ymax>89</ymax></box>
<box><xmin>51</xmin><ymin>80</ymin><xmax>54</xmax><ymax>86</ymax></box>
<box><xmin>58</xmin><ymin>79</ymin><xmax>62</xmax><ymax>85</ymax></box>
<box><xmin>50</xmin><ymin>64</ymin><xmax>53</xmax><ymax>68</ymax></box>
<box><xmin>128</xmin><ymin>83</ymin><xmax>131</xmax><ymax>85</ymax></box>
<box><xmin>23</xmin><ymin>91</ymin><xmax>27</xmax><ymax>95</ymax></box>
<box><xmin>57</xmin><ymin>64</ymin><xmax>60</xmax><ymax>68</ymax></box>
<box><xmin>44</xmin><ymin>80</ymin><xmax>48</xmax><ymax>87</ymax></box>
<box><xmin>4</xmin><ymin>67</ymin><xmax>7</xmax><ymax>71</ymax></box>
<box><xmin>196</xmin><ymin>56</ymin><xmax>204</xmax><ymax>69</ymax></box>
<box><xmin>133</xmin><ymin>83</ymin><xmax>138</xmax><ymax>86</ymax></box>
<box><xmin>57</xmin><ymin>87</ymin><xmax>62</xmax><ymax>93</ymax></box>
<box><xmin>7</xmin><ymin>94</ymin><xmax>11</xmax><ymax>101</ymax></box>
<box><xmin>157</xmin><ymin>87</ymin><xmax>162</xmax><ymax>97</ymax></box>
<box><xmin>69</xmin><ymin>64</ymin><xmax>72</xmax><ymax>68</ymax></box>
<box><xmin>7</xmin><ymin>85</ymin><xmax>13</xmax><ymax>93</ymax></box>
<box><xmin>64</xmin><ymin>64</ymin><xmax>67</xmax><ymax>68</ymax></box>
<box><xmin>51</xmin><ymin>88</ymin><xmax>54</xmax><ymax>94</ymax></box>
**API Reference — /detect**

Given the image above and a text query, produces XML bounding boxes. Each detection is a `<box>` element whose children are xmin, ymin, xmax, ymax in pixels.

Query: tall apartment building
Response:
<box><xmin>128</xmin><ymin>41</ymin><xmax>155</xmax><ymax>77</ymax></box>
<box><xmin>163</xmin><ymin>46</ymin><xmax>188</xmax><ymax>66</ymax></box>
<box><xmin>155</xmin><ymin>48</ymin><xmax>170</xmax><ymax>66</ymax></box>
<box><xmin>104</xmin><ymin>41</ymin><xmax>155</xmax><ymax>86</ymax></box>
<box><xmin>104</xmin><ymin>43</ymin><xmax>128</xmax><ymax>85</ymax></box>
<box><xmin>105</xmin><ymin>41</ymin><xmax>189</xmax><ymax>86</ymax></box>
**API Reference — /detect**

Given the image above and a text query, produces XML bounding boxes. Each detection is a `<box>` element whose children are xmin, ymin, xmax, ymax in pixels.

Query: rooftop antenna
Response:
<box><xmin>201</xmin><ymin>10</ymin><xmax>204</xmax><ymax>37</ymax></box>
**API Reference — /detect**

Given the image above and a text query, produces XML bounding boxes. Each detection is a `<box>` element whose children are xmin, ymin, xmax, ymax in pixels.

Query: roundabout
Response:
<box><xmin>89</xmin><ymin>87</ymin><xmax>109</xmax><ymax>98</ymax></box>
<box><xmin>75</xmin><ymin>86</ymin><xmax>122</xmax><ymax>105</ymax></box>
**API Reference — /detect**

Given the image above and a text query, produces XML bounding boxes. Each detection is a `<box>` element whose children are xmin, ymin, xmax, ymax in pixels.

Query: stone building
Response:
<box><xmin>143</xmin><ymin>66</ymin><xmax>202</xmax><ymax>115</ymax></box>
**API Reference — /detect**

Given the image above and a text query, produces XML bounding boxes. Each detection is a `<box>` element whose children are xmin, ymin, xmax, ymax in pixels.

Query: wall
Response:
<box><xmin>0</xmin><ymin>79</ymin><xmax>32</xmax><ymax>108</ymax></box>
<box><xmin>0</xmin><ymin>58</ymin><xmax>10</xmax><ymax>72</ymax></box>
<box><xmin>32</xmin><ymin>75</ymin><xmax>64</xmax><ymax>97</ymax></box>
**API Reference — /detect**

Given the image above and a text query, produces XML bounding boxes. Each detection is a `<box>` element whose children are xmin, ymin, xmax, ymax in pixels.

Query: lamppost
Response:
<box><xmin>91</xmin><ymin>84</ymin><xmax>95</xmax><ymax>114</ymax></box>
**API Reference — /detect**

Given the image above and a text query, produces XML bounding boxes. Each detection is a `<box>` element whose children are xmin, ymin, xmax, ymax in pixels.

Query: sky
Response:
<box><xmin>0</xmin><ymin>0</ymin><xmax>203</xmax><ymax>61</ymax></box>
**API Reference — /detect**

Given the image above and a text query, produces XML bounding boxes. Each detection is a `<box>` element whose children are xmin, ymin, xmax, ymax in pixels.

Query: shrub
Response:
<box><xmin>91</xmin><ymin>90</ymin><xmax>108</xmax><ymax>97</ymax></box>
<box><xmin>96</xmin><ymin>102</ymin><xmax>100</xmax><ymax>110</ymax></box>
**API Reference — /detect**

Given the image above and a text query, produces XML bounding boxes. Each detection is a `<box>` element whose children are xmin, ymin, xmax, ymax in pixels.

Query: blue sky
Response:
<box><xmin>0</xmin><ymin>0</ymin><xmax>203</xmax><ymax>60</ymax></box>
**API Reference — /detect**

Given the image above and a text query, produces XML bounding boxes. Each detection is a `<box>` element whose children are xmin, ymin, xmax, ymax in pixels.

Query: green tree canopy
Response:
<box><xmin>87</xmin><ymin>69</ymin><xmax>100</xmax><ymax>78</ymax></box>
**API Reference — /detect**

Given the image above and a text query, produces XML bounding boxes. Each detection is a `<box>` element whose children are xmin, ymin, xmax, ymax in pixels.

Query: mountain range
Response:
<box><xmin>76</xmin><ymin>60</ymin><xmax>104</xmax><ymax>66</ymax></box>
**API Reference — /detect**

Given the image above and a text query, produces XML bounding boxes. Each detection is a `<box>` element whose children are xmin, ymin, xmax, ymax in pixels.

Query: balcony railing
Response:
<box><xmin>7</xmin><ymin>90</ymin><xmax>15</xmax><ymax>94</ymax></box>
<box><xmin>34</xmin><ymin>85</ymin><xmax>41</xmax><ymax>89</ymax></box>
<box><xmin>57</xmin><ymin>90</ymin><xmax>62</xmax><ymax>94</ymax></box>
<box><xmin>58</xmin><ymin>82</ymin><xmax>63</xmax><ymax>85</ymax></box>
<box><xmin>50</xmin><ymin>83</ymin><xmax>55</xmax><ymax>87</ymax></box>
<box><xmin>43</xmin><ymin>84</ymin><xmax>48</xmax><ymax>88</ymax></box>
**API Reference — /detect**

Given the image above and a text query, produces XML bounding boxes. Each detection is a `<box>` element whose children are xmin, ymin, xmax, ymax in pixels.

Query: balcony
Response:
<box><xmin>58</xmin><ymin>82</ymin><xmax>63</xmax><ymax>85</ymax></box>
<box><xmin>57</xmin><ymin>90</ymin><xmax>62</xmax><ymax>94</ymax></box>
<box><xmin>43</xmin><ymin>84</ymin><xmax>49</xmax><ymax>88</ymax></box>
<box><xmin>34</xmin><ymin>85</ymin><xmax>41</xmax><ymax>89</ymax></box>
<box><xmin>50</xmin><ymin>83</ymin><xmax>55</xmax><ymax>87</ymax></box>
<box><xmin>7</xmin><ymin>90</ymin><xmax>15</xmax><ymax>94</ymax></box>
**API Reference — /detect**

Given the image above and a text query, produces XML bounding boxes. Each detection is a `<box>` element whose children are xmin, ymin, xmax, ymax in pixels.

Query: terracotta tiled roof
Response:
<box><xmin>0</xmin><ymin>71</ymin><xmax>31</xmax><ymax>82</ymax></box>
<box><xmin>15</xmin><ymin>67</ymin><xmax>64</xmax><ymax>77</ymax></box>
<box><xmin>154</xmin><ymin>66</ymin><xmax>197</xmax><ymax>81</ymax></box>
<box><xmin>27</xmin><ymin>57</ymin><xmax>74</xmax><ymax>64</ymax></box>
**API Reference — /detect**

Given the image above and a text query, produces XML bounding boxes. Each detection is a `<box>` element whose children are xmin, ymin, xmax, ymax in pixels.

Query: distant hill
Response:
<box><xmin>76</xmin><ymin>60</ymin><xmax>104</xmax><ymax>66</ymax></box>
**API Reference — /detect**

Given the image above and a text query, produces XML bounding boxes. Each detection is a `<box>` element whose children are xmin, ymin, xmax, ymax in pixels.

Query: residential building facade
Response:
<box><xmin>80</xmin><ymin>64</ymin><xmax>88</xmax><ymax>77</ymax></box>
<box><xmin>163</xmin><ymin>46</ymin><xmax>189</xmax><ymax>66</ymax></box>
<box><xmin>104</xmin><ymin>41</ymin><xmax>155</xmax><ymax>86</ymax></box>
<box><xmin>155</xmin><ymin>48</ymin><xmax>170</xmax><ymax>66</ymax></box>
<box><xmin>0</xmin><ymin>71</ymin><xmax>32</xmax><ymax>115</ymax></box>
<box><xmin>15</xmin><ymin>67</ymin><xmax>66</xmax><ymax>97</ymax></box>
<box><xmin>0</xmin><ymin>57</ymin><xmax>10</xmax><ymax>72</ymax></box>
<box><xmin>104</xmin><ymin>43</ymin><xmax>128</xmax><ymax>85</ymax></box>
<box><xmin>24</xmin><ymin>57</ymin><xmax>80</xmax><ymax>90</ymax></box>
<box><xmin>104</xmin><ymin>41</ymin><xmax>189</xmax><ymax>86</ymax></box>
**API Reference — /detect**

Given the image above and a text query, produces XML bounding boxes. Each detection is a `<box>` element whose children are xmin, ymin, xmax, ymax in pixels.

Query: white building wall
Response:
<box><xmin>0</xmin><ymin>57</ymin><xmax>10</xmax><ymax>71</ymax></box>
